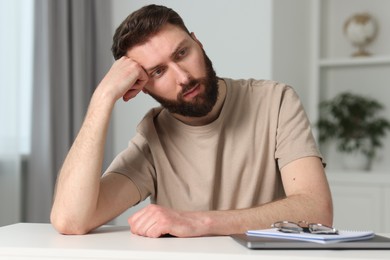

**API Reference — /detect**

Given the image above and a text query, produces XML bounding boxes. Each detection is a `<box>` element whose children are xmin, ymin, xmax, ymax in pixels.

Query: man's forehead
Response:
<box><xmin>126</xmin><ymin>24</ymin><xmax>192</xmax><ymax>67</ymax></box>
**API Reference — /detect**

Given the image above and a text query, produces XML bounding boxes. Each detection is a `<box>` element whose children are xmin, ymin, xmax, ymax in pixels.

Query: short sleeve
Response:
<box><xmin>274</xmin><ymin>86</ymin><xmax>324</xmax><ymax>169</ymax></box>
<box><xmin>104</xmin><ymin>133</ymin><xmax>156</xmax><ymax>202</ymax></box>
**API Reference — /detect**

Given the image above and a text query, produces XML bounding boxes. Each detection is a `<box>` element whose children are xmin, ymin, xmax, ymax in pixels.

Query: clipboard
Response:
<box><xmin>231</xmin><ymin>233</ymin><xmax>390</xmax><ymax>250</ymax></box>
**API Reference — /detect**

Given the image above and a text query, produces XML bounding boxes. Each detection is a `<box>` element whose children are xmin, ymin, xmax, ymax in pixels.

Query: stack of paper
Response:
<box><xmin>246</xmin><ymin>228</ymin><xmax>375</xmax><ymax>244</ymax></box>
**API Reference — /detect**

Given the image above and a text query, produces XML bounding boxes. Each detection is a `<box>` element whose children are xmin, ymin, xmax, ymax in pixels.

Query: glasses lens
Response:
<box><xmin>309</xmin><ymin>223</ymin><xmax>338</xmax><ymax>234</ymax></box>
<box><xmin>272</xmin><ymin>221</ymin><xmax>303</xmax><ymax>233</ymax></box>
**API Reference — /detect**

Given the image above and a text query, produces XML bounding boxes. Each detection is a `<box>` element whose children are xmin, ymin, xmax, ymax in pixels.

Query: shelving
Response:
<box><xmin>310</xmin><ymin>0</ymin><xmax>390</xmax><ymax>172</ymax></box>
<box><xmin>319</xmin><ymin>56</ymin><xmax>390</xmax><ymax>67</ymax></box>
<box><xmin>310</xmin><ymin>0</ymin><xmax>390</xmax><ymax>233</ymax></box>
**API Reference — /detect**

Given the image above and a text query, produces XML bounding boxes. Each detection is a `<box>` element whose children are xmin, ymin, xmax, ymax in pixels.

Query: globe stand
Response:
<box><xmin>352</xmin><ymin>46</ymin><xmax>371</xmax><ymax>57</ymax></box>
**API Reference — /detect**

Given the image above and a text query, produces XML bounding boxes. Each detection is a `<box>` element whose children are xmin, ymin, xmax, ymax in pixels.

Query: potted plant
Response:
<box><xmin>317</xmin><ymin>92</ymin><xmax>390</xmax><ymax>171</ymax></box>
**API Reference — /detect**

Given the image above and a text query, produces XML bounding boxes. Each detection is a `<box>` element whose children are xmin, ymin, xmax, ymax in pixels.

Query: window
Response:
<box><xmin>0</xmin><ymin>0</ymin><xmax>34</xmax><ymax>155</ymax></box>
<box><xmin>0</xmin><ymin>0</ymin><xmax>33</xmax><ymax>226</ymax></box>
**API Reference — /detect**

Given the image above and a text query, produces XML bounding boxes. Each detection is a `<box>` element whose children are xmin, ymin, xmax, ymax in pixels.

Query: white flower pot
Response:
<box><xmin>341</xmin><ymin>151</ymin><xmax>370</xmax><ymax>171</ymax></box>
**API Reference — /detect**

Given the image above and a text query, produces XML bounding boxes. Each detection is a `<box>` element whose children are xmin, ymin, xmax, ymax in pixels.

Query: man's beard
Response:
<box><xmin>148</xmin><ymin>50</ymin><xmax>219</xmax><ymax>117</ymax></box>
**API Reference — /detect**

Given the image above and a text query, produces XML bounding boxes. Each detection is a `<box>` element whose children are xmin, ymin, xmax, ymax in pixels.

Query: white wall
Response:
<box><xmin>110</xmin><ymin>0</ymin><xmax>273</xmax><ymax>224</ymax></box>
<box><xmin>271</xmin><ymin>0</ymin><xmax>312</xmax><ymax>108</ymax></box>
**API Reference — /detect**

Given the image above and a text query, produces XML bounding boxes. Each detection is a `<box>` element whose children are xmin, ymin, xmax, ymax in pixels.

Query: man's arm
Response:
<box><xmin>128</xmin><ymin>156</ymin><xmax>333</xmax><ymax>238</ymax></box>
<box><xmin>50</xmin><ymin>57</ymin><xmax>148</xmax><ymax>235</ymax></box>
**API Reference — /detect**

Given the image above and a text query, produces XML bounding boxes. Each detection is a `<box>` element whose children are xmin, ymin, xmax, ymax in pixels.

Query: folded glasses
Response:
<box><xmin>272</xmin><ymin>220</ymin><xmax>339</xmax><ymax>235</ymax></box>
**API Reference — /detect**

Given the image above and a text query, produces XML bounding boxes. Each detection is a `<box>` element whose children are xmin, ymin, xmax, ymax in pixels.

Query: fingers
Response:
<box><xmin>128</xmin><ymin>205</ymin><xmax>208</xmax><ymax>238</ymax></box>
<box><xmin>98</xmin><ymin>56</ymin><xmax>149</xmax><ymax>102</ymax></box>
<box><xmin>122</xmin><ymin>88</ymin><xmax>141</xmax><ymax>102</ymax></box>
<box><xmin>121</xmin><ymin>59</ymin><xmax>149</xmax><ymax>102</ymax></box>
<box><xmin>128</xmin><ymin>205</ymin><xmax>170</xmax><ymax>238</ymax></box>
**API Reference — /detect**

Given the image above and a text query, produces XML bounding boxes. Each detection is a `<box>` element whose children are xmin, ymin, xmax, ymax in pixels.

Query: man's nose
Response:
<box><xmin>172</xmin><ymin>63</ymin><xmax>190</xmax><ymax>86</ymax></box>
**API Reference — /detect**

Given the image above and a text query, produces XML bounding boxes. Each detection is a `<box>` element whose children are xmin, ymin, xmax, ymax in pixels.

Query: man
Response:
<box><xmin>51</xmin><ymin>4</ymin><xmax>333</xmax><ymax>238</ymax></box>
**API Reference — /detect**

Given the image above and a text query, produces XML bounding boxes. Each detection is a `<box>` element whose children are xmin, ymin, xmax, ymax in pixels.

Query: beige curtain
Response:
<box><xmin>25</xmin><ymin>0</ymin><xmax>113</xmax><ymax>223</ymax></box>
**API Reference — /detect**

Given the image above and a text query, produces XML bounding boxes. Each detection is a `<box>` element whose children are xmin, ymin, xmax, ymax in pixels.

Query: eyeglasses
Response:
<box><xmin>272</xmin><ymin>221</ymin><xmax>339</xmax><ymax>235</ymax></box>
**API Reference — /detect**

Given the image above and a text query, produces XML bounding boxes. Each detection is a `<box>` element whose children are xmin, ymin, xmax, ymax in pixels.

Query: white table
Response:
<box><xmin>0</xmin><ymin>223</ymin><xmax>389</xmax><ymax>260</ymax></box>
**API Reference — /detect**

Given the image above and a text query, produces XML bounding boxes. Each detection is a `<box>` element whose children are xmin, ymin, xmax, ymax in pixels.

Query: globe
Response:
<box><xmin>343</xmin><ymin>13</ymin><xmax>378</xmax><ymax>57</ymax></box>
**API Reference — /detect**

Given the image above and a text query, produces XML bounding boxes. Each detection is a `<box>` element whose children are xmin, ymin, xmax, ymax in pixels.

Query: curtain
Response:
<box><xmin>25</xmin><ymin>0</ymin><xmax>113</xmax><ymax>223</ymax></box>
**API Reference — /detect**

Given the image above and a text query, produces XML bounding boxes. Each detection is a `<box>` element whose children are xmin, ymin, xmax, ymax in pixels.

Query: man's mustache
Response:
<box><xmin>180</xmin><ymin>78</ymin><xmax>207</xmax><ymax>96</ymax></box>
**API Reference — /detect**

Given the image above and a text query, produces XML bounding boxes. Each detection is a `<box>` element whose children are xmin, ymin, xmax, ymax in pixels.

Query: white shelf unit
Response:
<box><xmin>310</xmin><ymin>0</ymin><xmax>390</xmax><ymax>234</ymax></box>
<box><xmin>310</xmin><ymin>0</ymin><xmax>390</xmax><ymax>172</ymax></box>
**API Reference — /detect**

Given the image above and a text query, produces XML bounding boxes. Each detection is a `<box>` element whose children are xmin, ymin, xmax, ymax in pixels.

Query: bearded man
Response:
<box><xmin>51</xmin><ymin>4</ymin><xmax>333</xmax><ymax>238</ymax></box>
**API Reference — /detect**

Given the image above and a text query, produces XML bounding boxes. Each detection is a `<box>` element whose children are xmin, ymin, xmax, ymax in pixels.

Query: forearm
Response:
<box><xmin>51</xmin><ymin>89</ymin><xmax>115</xmax><ymax>234</ymax></box>
<box><xmin>50</xmin><ymin>57</ymin><xmax>149</xmax><ymax>234</ymax></box>
<box><xmin>128</xmin><ymin>192</ymin><xmax>333</xmax><ymax>238</ymax></box>
<box><xmin>203</xmin><ymin>194</ymin><xmax>333</xmax><ymax>236</ymax></box>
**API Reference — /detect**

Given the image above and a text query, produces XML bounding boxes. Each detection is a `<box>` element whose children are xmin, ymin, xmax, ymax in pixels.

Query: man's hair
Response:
<box><xmin>111</xmin><ymin>4</ymin><xmax>190</xmax><ymax>60</ymax></box>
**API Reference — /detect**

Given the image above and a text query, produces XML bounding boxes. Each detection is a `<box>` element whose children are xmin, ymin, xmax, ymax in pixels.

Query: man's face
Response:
<box><xmin>127</xmin><ymin>24</ymin><xmax>218</xmax><ymax>117</ymax></box>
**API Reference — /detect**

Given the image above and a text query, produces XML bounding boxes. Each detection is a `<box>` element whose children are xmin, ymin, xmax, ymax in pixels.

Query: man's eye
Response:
<box><xmin>179</xmin><ymin>49</ymin><xmax>186</xmax><ymax>56</ymax></box>
<box><xmin>177</xmin><ymin>48</ymin><xmax>187</xmax><ymax>59</ymax></box>
<box><xmin>151</xmin><ymin>68</ymin><xmax>165</xmax><ymax>78</ymax></box>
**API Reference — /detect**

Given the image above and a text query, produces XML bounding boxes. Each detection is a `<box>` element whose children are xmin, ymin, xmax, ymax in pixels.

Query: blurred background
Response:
<box><xmin>1</xmin><ymin>0</ymin><xmax>389</xmax><ymax>232</ymax></box>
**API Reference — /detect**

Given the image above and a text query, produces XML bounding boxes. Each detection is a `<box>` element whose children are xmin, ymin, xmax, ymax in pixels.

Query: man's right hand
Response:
<box><xmin>97</xmin><ymin>56</ymin><xmax>149</xmax><ymax>103</ymax></box>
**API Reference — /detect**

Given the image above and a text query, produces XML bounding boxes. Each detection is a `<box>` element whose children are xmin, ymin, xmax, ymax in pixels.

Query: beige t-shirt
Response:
<box><xmin>105</xmin><ymin>78</ymin><xmax>323</xmax><ymax>211</ymax></box>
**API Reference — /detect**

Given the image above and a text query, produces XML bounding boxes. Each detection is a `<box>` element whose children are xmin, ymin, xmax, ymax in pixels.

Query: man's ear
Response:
<box><xmin>190</xmin><ymin>32</ymin><xmax>203</xmax><ymax>48</ymax></box>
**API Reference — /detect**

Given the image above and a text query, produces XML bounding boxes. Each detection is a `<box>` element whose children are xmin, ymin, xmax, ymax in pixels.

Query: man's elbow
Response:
<box><xmin>50</xmin><ymin>211</ymin><xmax>90</xmax><ymax>235</ymax></box>
<box><xmin>317</xmin><ymin>195</ymin><xmax>334</xmax><ymax>227</ymax></box>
